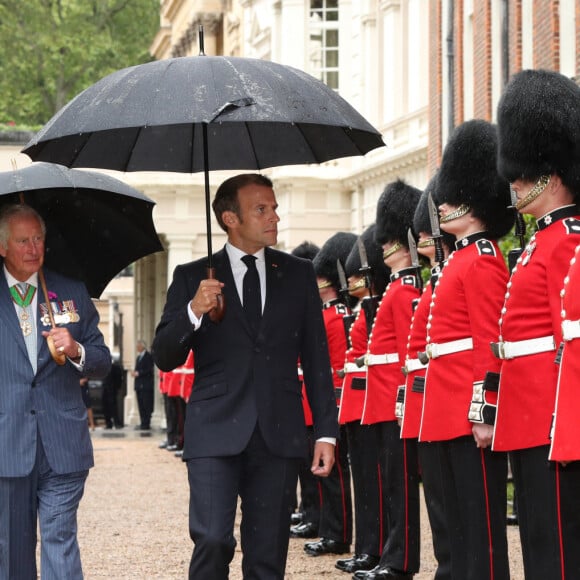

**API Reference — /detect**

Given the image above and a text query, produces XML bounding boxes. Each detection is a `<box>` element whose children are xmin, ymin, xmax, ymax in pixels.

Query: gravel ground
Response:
<box><xmin>76</xmin><ymin>429</ymin><xmax>524</xmax><ymax>579</ymax></box>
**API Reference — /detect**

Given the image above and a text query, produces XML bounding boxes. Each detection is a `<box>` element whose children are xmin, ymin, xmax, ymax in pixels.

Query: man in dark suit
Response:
<box><xmin>131</xmin><ymin>339</ymin><xmax>154</xmax><ymax>430</ymax></box>
<box><xmin>152</xmin><ymin>173</ymin><xmax>339</xmax><ymax>579</ymax></box>
<box><xmin>0</xmin><ymin>204</ymin><xmax>111</xmax><ymax>578</ymax></box>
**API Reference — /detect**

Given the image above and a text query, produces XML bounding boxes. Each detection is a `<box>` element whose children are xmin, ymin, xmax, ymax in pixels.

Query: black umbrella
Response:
<box><xmin>0</xmin><ymin>162</ymin><xmax>163</xmax><ymax>298</ymax></box>
<box><xmin>22</xmin><ymin>36</ymin><xmax>385</xmax><ymax>318</ymax></box>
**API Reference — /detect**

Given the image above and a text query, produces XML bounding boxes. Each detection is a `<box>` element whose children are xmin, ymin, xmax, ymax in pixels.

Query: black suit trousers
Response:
<box><xmin>186</xmin><ymin>426</ymin><xmax>300</xmax><ymax>580</ymax></box>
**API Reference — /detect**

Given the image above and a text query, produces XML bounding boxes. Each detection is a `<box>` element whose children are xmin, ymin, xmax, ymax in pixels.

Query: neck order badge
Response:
<box><xmin>11</xmin><ymin>283</ymin><xmax>36</xmax><ymax>337</ymax></box>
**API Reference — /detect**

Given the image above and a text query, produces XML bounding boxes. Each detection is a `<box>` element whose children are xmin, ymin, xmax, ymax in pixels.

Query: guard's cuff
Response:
<box><xmin>394</xmin><ymin>385</ymin><xmax>405</xmax><ymax>419</ymax></box>
<box><xmin>468</xmin><ymin>372</ymin><xmax>499</xmax><ymax>425</ymax></box>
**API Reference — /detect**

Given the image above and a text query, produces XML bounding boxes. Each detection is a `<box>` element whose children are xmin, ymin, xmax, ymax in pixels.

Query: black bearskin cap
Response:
<box><xmin>312</xmin><ymin>232</ymin><xmax>357</xmax><ymax>289</ymax></box>
<box><xmin>437</xmin><ymin>119</ymin><xmax>514</xmax><ymax>239</ymax></box>
<box><xmin>291</xmin><ymin>241</ymin><xmax>319</xmax><ymax>261</ymax></box>
<box><xmin>345</xmin><ymin>224</ymin><xmax>389</xmax><ymax>295</ymax></box>
<box><xmin>413</xmin><ymin>173</ymin><xmax>456</xmax><ymax>249</ymax></box>
<box><xmin>497</xmin><ymin>69</ymin><xmax>580</xmax><ymax>198</ymax></box>
<box><xmin>375</xmin><ymin>179</ymin><xmax>422</xmax><ymax>246</ymax></box>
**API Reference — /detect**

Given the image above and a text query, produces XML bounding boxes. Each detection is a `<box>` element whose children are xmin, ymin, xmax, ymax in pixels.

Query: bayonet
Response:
<box><xmin>357</xmin><ymin>237</ymin><xmax>372</xmax><ymax>290</ymax></box>
<box><xmin>407</xmin><ymin>228</ymin><xmax>420</xmax><ymax>268</ymax></box>
<box><xmin>508</xmin><ymin>186</ymin><xmax>527</xmax><ymax>271</ymax></box>
<box><xmin>427</xmin><ymin>192</ymin><xmax>445</xmax><ymax>265</ymax></box>
<box><xmin>407</xmin><ymin>228</ymin><xmax>423</xmax><ymax>291</ymax></box>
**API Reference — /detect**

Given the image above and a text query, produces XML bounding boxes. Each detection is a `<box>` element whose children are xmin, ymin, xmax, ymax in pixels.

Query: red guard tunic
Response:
<box><xmin>400</xmin><ymin>284</ymin><xmax>431</xmax><ymax>439</ymax></box>
<box><xmin>420</xmin><ymin>235</ymin><xmax>508</xmax><ymax>442</ymax></box>
<box><xmin>338</xmin><ymin>305</ymin><xmax>370</xmax><ymax>424</ymax></box>
<box><xmin>550</xmin><ymin>243</ymin><xmax>580</xmax><ymax>461</ymax></box>
<box><xmin>494</xmin><ymin>209</ymin><xmax>580</xmax><ymax>451</ymax></box>
<box><xmin>362</xmin><ymin>269</ymin><xmax>420</xmax><ymax>424</ymax></box>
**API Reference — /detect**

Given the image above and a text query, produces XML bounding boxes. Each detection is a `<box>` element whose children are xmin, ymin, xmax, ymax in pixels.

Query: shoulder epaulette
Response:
<box><xmin>475</xmin><ymin>239</ymin><xmax>496</xmax><ymax>257</ymax></box>
<box><xmin>563</xmin><ymin>217</ymin><xmax>580</xmax><ymax>235</ymax></box>
<box><xmin>402</xmin><ymin>275</ymin><xmax>421</xmax><ymax>289</ymax></box>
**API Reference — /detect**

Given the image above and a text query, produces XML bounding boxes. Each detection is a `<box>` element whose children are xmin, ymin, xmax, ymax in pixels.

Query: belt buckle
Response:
<box><xmin>490</xmin><ymin>341</ymin><xmax>506</xmax><ymax>359</ymax></box>
<box><xmin>425</xmin><ymin>343</ymin><xmax>434</xmax><ymax>359</ymax></box>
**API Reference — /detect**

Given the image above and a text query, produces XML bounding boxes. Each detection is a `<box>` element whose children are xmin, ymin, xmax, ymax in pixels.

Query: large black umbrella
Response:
<box><xmin>0</xmin><ymin>162</ymin><xmax>163</xmax><ymax>297</ymax></box>
<box><xmin>22</xmin><ymin>44</ymin><xmax>384</xmax><ymax>318</ymax></box>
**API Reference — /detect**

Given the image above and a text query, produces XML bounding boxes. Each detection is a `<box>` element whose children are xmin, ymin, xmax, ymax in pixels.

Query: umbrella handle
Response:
<box><xmin>206</xmin><ymin>267</ymin><xmax>225</xmax><ymax>323</ymax></box>
<box><xmin>38</xmin><ymin>268</ymin><xmax>66</xmax><ymax>366</ymax></box>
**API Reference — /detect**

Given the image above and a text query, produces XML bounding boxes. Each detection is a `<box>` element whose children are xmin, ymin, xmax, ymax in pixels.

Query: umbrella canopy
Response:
<box><xmin>22</xmin><ymin>55</ymin><xmax>385</xmax><ymax>173</ymax></box>
<box><xmin>0</xmin><ymin>163</ymin><xmax>163</xmax><ymax>297</ymax></box>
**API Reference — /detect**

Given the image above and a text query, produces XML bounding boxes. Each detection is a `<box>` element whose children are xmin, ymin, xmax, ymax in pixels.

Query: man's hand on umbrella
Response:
<box><xmin>190</xmin><ymin>278</ymin><xmax>224</xmax><ymax>318</ymax></box>
<box><xmin>42</xmin><ymin>328</ymin><xmax>80</xmax><ymax>359</ymax></box>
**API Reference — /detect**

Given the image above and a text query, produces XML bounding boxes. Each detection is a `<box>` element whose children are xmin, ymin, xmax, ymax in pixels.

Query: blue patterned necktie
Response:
<box><xmin>241</xmin><ymin>255</ymin><xmax>262</xmax><ymax>331</ymax></box>
<box><xmin>14</xmin><ymin>283</ymin><xmax>37</xmax><ymax>372</ymax></box>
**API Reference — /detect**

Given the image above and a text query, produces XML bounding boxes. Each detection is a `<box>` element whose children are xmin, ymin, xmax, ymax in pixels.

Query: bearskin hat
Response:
<box><xmin>312</xmin><ymin>232</ymin><xmax>357</xmax><ymax>289</ymax></box>
<box><xmin>497</xmin><ymin>69</ymin><xmax>580</xmax><ymax>197</ymax></box>
<box><xmin>437</xmin><ymin>119</ymin><xmax>514</xmax><ymax>239</ymax></box>
<box><xmin>413</xmin><ymin>173</ymin><xmax>456</xmax><ymax>249</ymax></box>
<box><xmin>291</xmin><ymin>241</ymin><xmax>319</xmax><ymax>261</ymax></box>
<box><xmin>375</xmin><ymin>179</ymin><xmax>422</xmax><ymax>247</ymax></box>
<box><xmin>345</xmin><ymin>224</ymin><xmax>390</xmax><ymax>295</ymax></box>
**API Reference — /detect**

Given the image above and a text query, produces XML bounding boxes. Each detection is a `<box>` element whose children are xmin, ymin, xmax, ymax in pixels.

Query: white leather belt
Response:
<box><xmin>344</xmin><ymin>362</ymin><xmax>364</xmax><ymax>373</ymax></box>
<box><xmin>562</xmin><ymin>320</ymin><xmax>580</xmax><ymax>341</ymax></box>
<box><xmin>404</xmin><ymin>358</ymin><xmax>428</xmax><ymax>373</ymax></box>
<box><xmin>491</xmin><ymin>335</ymin><xmax>555</xmax><ymax>359</ymax></box>
<box><xmin>426</xmin><ymin>338</ymin><xmax>473</xmax><ymax>359</ymax></box>
<box><xmin>366</xmin><ymin>352</ymin><xmax>399</xmax><ymax>366</ymax></box>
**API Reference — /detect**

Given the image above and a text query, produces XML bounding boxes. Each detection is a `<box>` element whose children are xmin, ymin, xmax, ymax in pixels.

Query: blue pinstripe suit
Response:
<box><xmin>0</xmin><ymin>266</ymin><xmax>111</xmax><ymax>579</ymax></box>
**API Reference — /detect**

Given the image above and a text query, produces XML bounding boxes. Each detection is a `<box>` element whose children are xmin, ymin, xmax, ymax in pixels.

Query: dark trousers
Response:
<box><xmin>346</xmin><ymin>421</ymin><xmax>387</xmax><ymax>557</ymax></box>
<box><xmin>102</xmin><ymin>387</ymin><xmax>121</xmax><ymax>428</ymax></box>
<box><xmin>186</xmin><ymin>426</ymin><xmax>300</xmax><ymax>580</ymax></box>
<box><xmin>0</xmin><ymin>436</ymin><xmax>88</xmax><ymax>580</ymax></box>
<box><xmin>511</xmin><ymin>445</ymin><xmax>580</xmax><ymax>580</ymax></box>
<box><xmin>439</xmin><ymin>436</ymin><xmax>509</xmax><ymax>580</ymax></box>
<box><xmin>377</xmin><ymin>421</ymin><xmax>420</xmax><ymax>573</ymax></box>
<box><xmin>417</xmin><ymin>441</ymin><xmax>451</xmax><ymax>580</ymax></box>
<box><xmin>166</xmin><ymin>396</ymin><xmax>186</xmax><ymax>448</ymax></box>
<box><xmin>318</xmin><ymin>425</ymin><xmax>352</xmax><ymax>544</ymax></box>
<box><xmin>136</xmin><ymin>387</ymin><xmax>153</xmax><ymax>428</ymax></box>
<box><xmin>296</xmin><ymin>425</ymin><xmax>321</xmax><ymax>526</ymax></box>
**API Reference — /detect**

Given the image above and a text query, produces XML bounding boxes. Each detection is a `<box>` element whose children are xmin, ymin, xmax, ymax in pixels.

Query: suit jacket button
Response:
<box><xmin>254</xmin><ymin>347</ymin><xmax>261</xmax><ymax>353</ymax></box>
<box><xmin>31</xmin><ymin>381</ymin><xmax>36</xmax><ymax>388</ymax></box>
<box><xmin>30</xmin><ymin>410</ymin><xmax>36</xmax><ymax>415</ymax></box>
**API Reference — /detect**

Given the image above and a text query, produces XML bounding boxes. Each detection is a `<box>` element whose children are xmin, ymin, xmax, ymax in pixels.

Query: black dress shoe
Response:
<box><xmin>289</xmin><ymin>522</ymin><xmax>318</xmax><ymax>539</ymax></box>
<box><xmin>304</xmin><ymin>537</ymin><xmax>350</xmax><ymax>556</ymax></box>
<box><xmin>354</xmin><ymin>566</ymin><xmax>414</xmax><ymax>580</ymax></box>
<box><xmin>336</xmin><ymin>554</ymin><xmax>380</xmax><ymax>573</ymax></box>
<box><xmin>290</xmin><ymin>512</ymin><xmax>303</xmax><ymax>525</ymax></box>
<box><xmin>158</xmin><ymin>440</ymin><xmax>169</xmax><ymax>449</ymax></box>
<box><xmin>166</xmin><ymin>444</ymin><xmax>179</xmax><ymax>451</ymax></box>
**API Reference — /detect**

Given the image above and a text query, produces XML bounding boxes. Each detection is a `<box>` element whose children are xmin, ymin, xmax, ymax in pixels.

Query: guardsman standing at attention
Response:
<box><xmin>398</xmin><ymin>176</ymin><xmax>454</xmax><ymax>580</ymax></box>
<box><xmin>336</xmin><ymin>225</ymin><xmax>390</xmax><ymax>575</ymax></box>
<box><xmin>355</xmin><ymin>180</ymin><xmax>422</xmax><ymax>580</ymax></box>
<box><xmin>419</xmin><ymin>120</ymin><xmax>513</xmax><ymax>580</ymax></box>
<box><xmin>492</xmin><ymin>69</ymin><xmax>580</xmax><ymax>579</ymax></box>
<box><xmin>289</xmin><ymin>241</ymin><xmax>322</xmax><ymax>539</ymax></box>
<box><xmin>304</xmin><ymin>232</ymin><xmax>357</xmax><ymax>557</ymax></box>
<box><xmin>550</xmin><ymin>242</ymin><xmax>580</xmax><ymax>463</ymax></box>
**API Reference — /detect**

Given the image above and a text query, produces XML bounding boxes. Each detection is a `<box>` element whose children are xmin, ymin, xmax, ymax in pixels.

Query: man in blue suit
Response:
<box><xmin>0</xmin><ymin>204</ymin><xmax>111</xmax><ymax>579</ymax></box>
<box><xmin>152</xmin><ymin>173</ymin><xmax>339</xmax><ymax>579</ymax></box>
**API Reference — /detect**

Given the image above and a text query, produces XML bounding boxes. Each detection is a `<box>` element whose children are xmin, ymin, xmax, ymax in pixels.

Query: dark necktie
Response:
<box><xmin>241</xmin><ymin>255</ymin><xmax>262</xmax><ymax>330</ymax></box>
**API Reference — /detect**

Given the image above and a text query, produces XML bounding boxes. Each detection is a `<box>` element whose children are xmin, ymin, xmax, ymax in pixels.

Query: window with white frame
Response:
<box><xmin>309</xmin><ymin>0</ymin><xmax>339</xmax><ymax>89</ymax></box>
